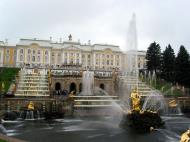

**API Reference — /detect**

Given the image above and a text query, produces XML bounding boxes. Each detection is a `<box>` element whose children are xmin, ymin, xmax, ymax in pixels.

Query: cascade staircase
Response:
<box><xmin>15</xmin><ymin>68</ymin><xmax>50</xmax><ymax>97</ymax></box>
<box><xmin>118</xmin><ymin>75</ymin><xmax>154</xmax><ymax>97</ymax></box>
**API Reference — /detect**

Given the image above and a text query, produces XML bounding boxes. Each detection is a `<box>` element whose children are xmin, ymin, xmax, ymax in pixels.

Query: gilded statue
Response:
<box><xmin>180</xmin><ymin>130</ymin><xmax>190</xmax><ymax>142</ymax></box>
<box><xmin>28</xmin><ymin>101</ymin><xmax>34</xmax><ymax>110</ymax></box>
<box><xmin>131</xmin><ymin>88</ymin><xmax>141</xmax><ymax>111</ymax></box>
<box><xmin>168</xmin><ymin>99</ymin><xmax>178</xmax><ymax>108</ymax></box>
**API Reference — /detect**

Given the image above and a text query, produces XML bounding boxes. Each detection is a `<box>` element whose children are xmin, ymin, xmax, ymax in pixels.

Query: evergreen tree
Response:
<box><xmin>161</xmin><ymin>44</ymin><xmax>175</xmax><ymax>82</ymax></box>
<box><xmin>175</xmin><ymin>45</ymin><xmax>190</xmax><ymax>87</ymax></box>
<box><xmin>146</xmin><ymin>42</ymin><xmax>161</xmax><ymax>75</ymax></box>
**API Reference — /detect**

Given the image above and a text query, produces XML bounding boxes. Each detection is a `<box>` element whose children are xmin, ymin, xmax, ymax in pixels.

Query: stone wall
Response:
<box><xmin>50</xmin><ymin>75</ymin><xmax>116</xmax><ymax>96</ymax></box>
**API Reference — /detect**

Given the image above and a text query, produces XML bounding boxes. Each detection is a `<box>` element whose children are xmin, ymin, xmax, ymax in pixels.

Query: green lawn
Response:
<box><xmin>0</xmin><ymin>67</ymin><xmax>20</xmax><ymax>92</ymax></box>
<box><xmin>0</xmin><ymin>139</ymin><xmax>8</xmax><ymax>142</ymax></box>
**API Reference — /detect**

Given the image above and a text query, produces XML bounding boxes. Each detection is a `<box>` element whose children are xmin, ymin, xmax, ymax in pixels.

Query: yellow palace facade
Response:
<box><xmin>0</xmin><ymin>35</ymin><xmax>146</xmax><ymax>71</ymax></box>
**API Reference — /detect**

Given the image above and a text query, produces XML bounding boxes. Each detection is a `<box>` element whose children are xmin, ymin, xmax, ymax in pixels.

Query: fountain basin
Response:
<box><xmin>121</xmin><ymin>110</ymin><xmax>164</xmax><ymax>133</ymax></box>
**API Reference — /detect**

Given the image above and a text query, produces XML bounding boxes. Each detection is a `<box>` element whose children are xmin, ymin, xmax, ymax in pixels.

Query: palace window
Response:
<box><xmin>70</xmin><ymin>59</ymin><xmax>73</xmax><ymax>64</ymax></box>
<box><xmin>38</xmin><ymin>50</ymin><xmax>40</xmax><ymax>54</ymax></box>
<box><xmin>88</xmin><ymin>55</ymin><xmax>90</xmax><ymax>58</ymax></box>
<box><xmin>138</xmin><ymin>63</ymin><xmax>141</xmax><ymax>68</ymax></box>
<box><xmin>107</xmin><ymin>55</ymin><xmax>109</xmax><ymax>58</ymax></box>
<box><xmin>77</xmin><ymin>53</ymin><xmax>79</xmax><ymax>57</ymax></box>
<box><xmin>107</xmin><ymin>60</ymin><xmax>109</xmax><ymax>65</ymax></box>
<box><xmin>37</xmin><ymin>56</ymin><xmax>40</xmax><ymax>62</ymax></box>
<box><xmin>6</xmin><ymin>50</ymin><xmax>9</xmax><ymax>54</ymax></box>
<box><xmin>117</xmin><ymin>61</ymin><xmax>119</xmax><ymax>66</ymax></box>
<box><xmin>111</xmin><ymin>60</ymin><xmax>113</xmax><ymax>65</ymax></box>
<box><xmin>82</xmin><ymin>54</ymin><xmax>85</xmax><ymax>58</ymax></box>
<box><xmin>32</xmin><ymin>56</ymin><xmax>35</xmax><ymax>62</ymax></box>
<box><xmin>76</xmin><ymin>59</ymin><xmax>79</xmax><ymax>64</ymax></box>
<box><xmin>45</xmin><ymin>51</ymin><xmax>48</xmax><ymax>55</ymax></box>
<box><xmin>20</xmin><ymin>49</ymin><xmax>23</xmax><ymax>54</ymax></box>
<box><xmin>28</xmin><ymin>49</ymin><xmax>31</xmax><ymax>54</ymax></box>
<box><xmin>33</xmin><ymin>50</ymin><xmax>36</xmax><ymax>54</ymax></box>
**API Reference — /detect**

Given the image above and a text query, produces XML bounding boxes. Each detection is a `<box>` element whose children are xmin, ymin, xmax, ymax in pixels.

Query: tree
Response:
<box><xmin>161</xmin><ymin>44</ymin><xmax>175</xmax><ymax>82</ymax></box>
<box><xmin>146</xmin><ymin>42</ymin><xmax>161</xmax><ymax>75</ymax></box>
<box><xmin>175</xmin><ymin>45</ymin><xmax>190</xmax><ymax>87</ymax></box>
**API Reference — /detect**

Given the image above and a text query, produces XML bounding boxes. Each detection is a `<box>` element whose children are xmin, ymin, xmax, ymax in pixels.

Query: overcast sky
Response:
<box><xmin>0</xmin><ymin>0</ymin><xmax>190</xmax><ymax>54</ymax></box>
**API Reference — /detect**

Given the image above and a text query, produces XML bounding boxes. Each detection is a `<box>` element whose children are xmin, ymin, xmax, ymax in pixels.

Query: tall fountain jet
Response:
<box><xmin>82</xmin><ymin>70</ymin><xmax>94</xmax><ymax>96</ymax></box>
<box><xmin>119</xmin><ymin>13</ymin><xmax>139</xmax><ymax>111</ymax></box>
<box><xmin>125</xmin><ymin>13</ymin><xmax>138</xmax><ymax>76</ymax></box>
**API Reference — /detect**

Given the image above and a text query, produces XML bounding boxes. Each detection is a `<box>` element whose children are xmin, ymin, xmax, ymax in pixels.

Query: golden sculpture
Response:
<box><xmin>131</xmin><ymin>88</ymin><xmax>141</xmax><ymax>111</ymax></box>
<box><xmin>28</xmin><ymin>101</ymin><xmax>34</xmax><ymax>110</ymax></box>
<box><xmin>168</xmin><ymin>99</ymin><xmax>178</xmax><ymax>107</ymax></box>
<box><xmin>180</xmin><ymin>130</ymin><xmax>190</xmax><ymax>142</ymax></box>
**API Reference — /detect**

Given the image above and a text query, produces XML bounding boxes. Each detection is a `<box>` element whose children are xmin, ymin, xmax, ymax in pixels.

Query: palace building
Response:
<box><xmin>0</xmin><ymin>35</ymin><xmax>146</xmax><ymax>71</ymax></box>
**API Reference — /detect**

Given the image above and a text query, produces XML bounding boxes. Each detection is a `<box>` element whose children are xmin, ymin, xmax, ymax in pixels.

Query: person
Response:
<box><xmin>180</xmin><ymin>129</ymin><xmax>190</xmax><ymax>142</ymax></box>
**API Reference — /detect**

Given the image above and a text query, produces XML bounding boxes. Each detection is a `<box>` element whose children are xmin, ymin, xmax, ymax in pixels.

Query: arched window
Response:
<box><xmin>100</xmin><ymin>83</ymin><xmax>105</xmax><ymax>90</ymax></box>
<box><xmin>55</xmin><ymin>82</ymin><xmax>61</xmax><ymax>91</ymax></box>
<box><xmin>70</xmin><ymin>82</ymin><xmax>76</xmax><ymax>93</ymax></box>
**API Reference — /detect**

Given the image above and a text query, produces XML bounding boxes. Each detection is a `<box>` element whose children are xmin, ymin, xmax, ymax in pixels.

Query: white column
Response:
<box><xmin>68</xmin><ymin>52</ymin><xmax>70</xmax><ymax>64</ymax></box>
<box><xmin>56</xmin><ymin>53</ymin><xmax>58</xmax><ymax>65</ymax></box>
<box><xmin>100</xmin><ymin>54</ymin><xmax>102</xmax><ymax>68</ymax></box>
<box><xmin>85</xmin><ymin>54</ymin><xmax>87</xmax><ymax>68</ymax></box>
<box><xmin>24</xmin><ymin>48</ymin><xmax>27</xmax><ymax>64</ymax></box>
<box><xmin>119</xmin><ymin>55</ymin><xmax>121</xmax><ymax>69</ymax></box>
<box><xmin>79</xmin><ymin>53</ymin><xmax>82</xmax><ymax>65</ymax></box>
<box><xmin>113</xmin><ymin>55</ymin><xmax>116</xmax><ymax>66</ymax></box>
<box><xmin>93</xmin><ymin>53</ymin><xmax>96</xmax><ymax>69</ymax></box>
<box><xmin>48</xmin><ymin>50</ymin><xmax>51</xmax><ymax>65</ymax></box>
<box><xmin>16</xmin><ymin>48</ymin><xmax>20</xmax><ymax>66</ymax></box>
<box><xmin>74</xmin><ymin>53</ymin><xmax>76</xmax><ymax>64</ymax></box>
<box><xmin>62</xmin><ymin>51</ymin><xmax>64</xmax><ymax>64</ymax></box>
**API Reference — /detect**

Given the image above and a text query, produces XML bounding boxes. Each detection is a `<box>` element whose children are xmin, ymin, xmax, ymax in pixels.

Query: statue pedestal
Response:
<box><xmin>120</xmin><ymin>110</ymin><xmax>164</xmax><ymax>133</ymax></box>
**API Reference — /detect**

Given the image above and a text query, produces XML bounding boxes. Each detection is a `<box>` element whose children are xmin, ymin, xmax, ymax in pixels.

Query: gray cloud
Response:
<box><xmin>0</xmin><ymin>0</ymin><xmax>190</xmax><ymax>54</ymax></box>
